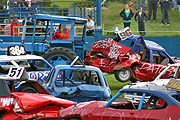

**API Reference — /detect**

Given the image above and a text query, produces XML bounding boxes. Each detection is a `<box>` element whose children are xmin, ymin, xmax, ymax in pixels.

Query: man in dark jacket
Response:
<box><xmin>120</xmin><ymin>4</ymin><xmax>134</xmax><ymax>28</ymax></box>
<box><xmin>160</xmin><ymin>0</ymin><xmax>172</xmax><ymax>25</ymax></box>
<box><xmin>147</xmin><ymin>0</ymin><xmax>159</xmax><ymax>22</ymax></box>
<box><xmin>134</xmin><ymin>7</ymin><xmax>147</xmax><ymax>36</ymax></box>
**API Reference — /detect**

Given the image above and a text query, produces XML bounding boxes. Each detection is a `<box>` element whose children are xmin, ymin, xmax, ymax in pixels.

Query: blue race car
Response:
<box><xmin>43</xmin><ymin>57</ymin><xmax>112</xmax><ymax>102</ymax></box>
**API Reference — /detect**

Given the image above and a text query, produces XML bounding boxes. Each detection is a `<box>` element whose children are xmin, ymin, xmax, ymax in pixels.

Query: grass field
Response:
<box><xmin>51</xmin><ymin>0</ymin><xmax>80</xmax><ymax>7</ymax></box>
<box><xmin>50</xmin><ymin>0</ymin><xmax>180</xmax><ymax>36</ymax></box>
<box><xmin>105</xmin><ymin>74</ymin><xmax>132</xmax><ymax>96</ymax></box>
<box><xmin>103</xmin><ymin>0</ymin><xmax>180</xmax><ymax>36</ymax></box>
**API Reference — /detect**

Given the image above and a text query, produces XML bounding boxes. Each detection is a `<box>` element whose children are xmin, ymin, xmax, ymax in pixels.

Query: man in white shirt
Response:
<box><xmin>86</xmin><ymin>15</ymin><xmax>94</xmax><ymax>36</ymax></box>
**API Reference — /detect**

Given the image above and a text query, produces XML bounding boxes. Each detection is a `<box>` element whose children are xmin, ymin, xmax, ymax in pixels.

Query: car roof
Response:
<box><xmin>0</xmin><ymin>54</ymin><xmax>45</xmax><ymax>62</ymax></box>
<box><xmin>35</xmin><ymin>14</ymin><xmax>87</xmax><ymax>23</ymax></box>
<box><xmin>54</xmin><ymin>65</ymin><xmax>102</xmax><ymax>72</ymax></box>
<box><xmin>120</xmin><ymin>88</ymin><xmax>180</xmax><ymax>105</ymax></box>
<box><xmin>127</xmin><ymin>35</ymin><xmax>165</xmax><ymax>51</ymax></box>
<box><xmin>144</xmin><ymin>40</ymin><xmax>165</xmax><ymax>51</ymax></box>
<box><xmin>168</xmin><ymin>63</ymin><xmax>180</xmax><ymax>67</ymax></box>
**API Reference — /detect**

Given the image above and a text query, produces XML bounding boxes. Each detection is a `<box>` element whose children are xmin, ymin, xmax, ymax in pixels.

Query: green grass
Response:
<box><xmin>105</xmin><ymin>74</ymin><xmax>132</xmax><ymax>96</ymax></box>
<box><xmin>103</xmin><ymin>0</ymin><xmax>180</xmax><ymax>36</ymax></box>
<box><xmin>51</xmin><ymin>0</ymin><xmax>80</xmax><ymax>7</ymax></box>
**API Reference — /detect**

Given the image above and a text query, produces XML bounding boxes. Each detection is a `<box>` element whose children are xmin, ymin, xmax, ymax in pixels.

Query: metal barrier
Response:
<box><xmin>0</xmin><ymin>1</ymin><xmax>95</xmax><ymax>23</ymax></box>
<box><xmin>0</xmin><ymin>1</ymin><xmax>96</xmax><ymax>36</ymax></box>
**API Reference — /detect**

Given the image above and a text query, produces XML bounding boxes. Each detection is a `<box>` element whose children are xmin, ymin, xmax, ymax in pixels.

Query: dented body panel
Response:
<box><xmin>85</xmin><ymin>35</ymin><xmax>180</xmax><ymax>82</ymax></box>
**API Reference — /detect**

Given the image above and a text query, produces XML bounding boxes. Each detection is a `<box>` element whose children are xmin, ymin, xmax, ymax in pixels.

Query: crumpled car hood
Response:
<box><xmin>90</xmin><ymin>38</ymin><xmax>131</xmax><ymax>59</ymax></box>
<box><xmin>11</xmin><ymin>92</ymin><xmax>75</xmax><ymax>112</ymax></box>
<box><xmin>45</xmin><ymin>84</ymin><xmax>110</xmax><ymax>102</ymax></box>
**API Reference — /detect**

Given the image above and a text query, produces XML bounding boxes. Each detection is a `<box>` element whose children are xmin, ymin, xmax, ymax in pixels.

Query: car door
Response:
<box><xmin>135</xmin><ymin>94</ymin><xmax>168</xmax><ymax>120</ymax></box>
<box><xmin>98</xmin><ymin>107</ymin><xmax>138</xmax><ymax>120</ymax></box>
<box><xmin>136</xmin><ymin>50</ymin><xmax>174</xmax><ymax>81</ymax></box>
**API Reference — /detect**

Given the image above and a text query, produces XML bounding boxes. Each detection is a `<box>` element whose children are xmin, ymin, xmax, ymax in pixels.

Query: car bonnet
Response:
<box><xmin>91</xmin><ymin>38</ymin><xmax>131</xmax><ymax>59</ymax></box>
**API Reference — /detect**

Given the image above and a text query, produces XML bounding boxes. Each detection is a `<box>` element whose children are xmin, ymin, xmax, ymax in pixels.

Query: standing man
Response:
<box><xmin>134</xmin><ymin>7</ymin><xmax>147</xmax><ymax>36</ymax></box>
<box><xmin>161</xmin><ymin>0</ymin><xmax>172</xmax><ymax>25</ymax></box>
<box><xmin>120</xmin><ymin>4</ymin><xmax>134</xmax><ymax>28</ymax></box>
<box><xmin>86</xmin><ymin>15</ymin><xmax>95</xmax><ymax>36</ymax></box>
<box><xmin>147</xmin><ymin>0</ymin><xmax>159</xmax><ymax>22</ymax></box>
<box><xmin>136</xmin><ymin>0</ymin><xmax>146</xmax><ymax>10</ymax></box>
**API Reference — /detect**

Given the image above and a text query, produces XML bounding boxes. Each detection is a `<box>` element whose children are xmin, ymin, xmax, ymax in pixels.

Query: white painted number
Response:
<box><xmin>9</xmin><ymin>46</ymin><xmax>26</xmax><ymax>56</ymax></box>
<box><xmin>118</xmin><ymin>27</ymin><xmax>133</xmax><ymax>40</ymax></box>
<box><xmin>8</xmin><ymin>67</ymin><xmax>24</xmax><ymax>79</ymax></box>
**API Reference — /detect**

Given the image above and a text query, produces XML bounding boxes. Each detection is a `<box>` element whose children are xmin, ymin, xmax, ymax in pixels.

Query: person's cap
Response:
<box><xmin>139</xmin><ymin>7</ymin><xmax>143</xmax><ymax>9</ymax></box>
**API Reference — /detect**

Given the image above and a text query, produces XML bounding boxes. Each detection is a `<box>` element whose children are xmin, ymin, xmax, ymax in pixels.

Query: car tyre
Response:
<box><xmin>40</xmin><ymin>47</ymin><xmax>81</xmax><ymax>67</ymax></box>
<box><xmin>114</xmin><ymin>68</ymin><xmax>132</xmax><ymax>82</ymax></box>
<box><xmin>19</xmin><ymin>86</ymin><xmax>37</xmax><ymax>93</ymax></box>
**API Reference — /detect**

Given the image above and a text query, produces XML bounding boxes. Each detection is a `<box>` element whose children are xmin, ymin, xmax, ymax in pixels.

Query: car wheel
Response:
<box><xmin>40</xmin><ymin>47</ymin><xmax>80</xmax><ymax>67</ymax></box>
<box><xmin>114</xmin><ymin>68</ymin><xmax>132</xmax><ymax>82</ymax></box>
<box><xmin>19</xmin><ymin>86</ymin><xmax>37</xmax><ymax>93</ymax></box>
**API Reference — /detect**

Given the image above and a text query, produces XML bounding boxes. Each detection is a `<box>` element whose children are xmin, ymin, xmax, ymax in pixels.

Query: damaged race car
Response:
<box><xmin>0</xmin><ymin>45</ymin><xmax>53</xmax><ymax>92</ymax></box>
<box><xmin>123</xmin><ymin>63</ymin><xmax>180</xmax><ymax>102</ymax></box>
<box><xmin>59</xmin><ymin>85</ymin><xmax>180</xmax><ymax>120</ymax></box>
<box><xmin>84</xmin><ymin>27</ymin><xmax>180</xmax><ymax>82</ymax></box>
<box><xmin>0</xmin><ymin>68</ymin><xmax>75</xmax><ymax>120</ymax></box>
<box><xmin>43</xmin><ymin>56</ymin><xmax>112</xmax><ymax>103</ymax></box>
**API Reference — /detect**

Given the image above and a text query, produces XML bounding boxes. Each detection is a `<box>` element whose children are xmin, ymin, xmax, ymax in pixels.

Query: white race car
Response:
<box><xmin>123</xmin><ymin>63</ymin><xmax>180</xmax><ymax>102</ymax></box>
<box><xmin>0</xmin><ymin>54</ymin><xmax>53</xmax><ymax>92</ymax></box>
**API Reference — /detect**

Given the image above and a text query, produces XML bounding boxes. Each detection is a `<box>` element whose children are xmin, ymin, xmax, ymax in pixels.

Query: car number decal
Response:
<box><xmin>8</xmin><ymin>45</ymin><xmax>26</xmax><ymax>56</ymax></box>
<box><xmin>166</xmin><ymin>80</ymin><xmax>180</xmax><ymax>90</ymax></box>
<box><xmin>8</xmin><ymin>67</ymin><xmax>28</xmax><ymax>79</ymax></box>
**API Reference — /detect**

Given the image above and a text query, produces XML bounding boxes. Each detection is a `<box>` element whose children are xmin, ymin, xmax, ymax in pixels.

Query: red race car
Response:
<box><xmin>85</xmin><ymin>28</ymin><xmax>180</xmax><ymax>82</ymax></box>
<box><xmin>59</xmin><ymin>85</ymin><xmax>180</xmax><ymax>120</ymax></box>
<box><xmin>0</xmin><ymin>69</ymin><xmax>75</xmax><ymax>120</ymax></box>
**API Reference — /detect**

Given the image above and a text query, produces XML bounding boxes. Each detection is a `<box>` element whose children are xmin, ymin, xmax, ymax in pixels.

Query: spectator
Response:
<box><xmin>48</xmin><ymin>28</ymin><xmax>58</xmax><ymax>40</ymax></box>
<box><xmin>3</xmin><ymin>19</ymin><xmax>10</xmax><ymax>35</ymax></box>
<box><xmin>55</xmin><ymin>24</ymin><xmax>70</xmax><ymax>40</ymax></box>
<box><xmin>86</xmin><ymin>15</ymin><xmax>95</xmax><ymax>36</ymax></box>
<box><xmin>160</xmin><ymin>0</ymin><xmax>172</xmax><ymax>25</ymax></box>
<box><xmin>136</xmin><ymin>0</ymin><xmax>146</xmax><ymax>10</ymax></box>
<box><xmin>134</xmin><ymin>7</ymin><xmax>147</xmax><ymax>36</ymax></box>
<box><xmin>120</xmin><ymin>4</ymin><xmax>134</xmax><ymax>28</ymax></box>
<box><xmin>172</xmin><ymin>0</ymin><xmax>177</xmax><ymax>10</ymax></box>
<box><xmin>24</xmin><ymin>13</ymin><xmax>34</xmax><ymax>36</ymax></box>
<box><xmin>60</xmin><ymin>24</ymin><xmax>70</xmax><ymax>40</ymax></box>
<box><xmin>148</xmin><ymin>0</ymin><xmax>159</xmax><ymax>22</ymax></box>
<box><xmin>11</xmin><ymin>15</ymin><xmax>21</xmax><ymax>36</ymax></box>
<box><xmin>178</xmin><ymin>0</ymin><xmax>180</xmax><ymax>18</ymax></box>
